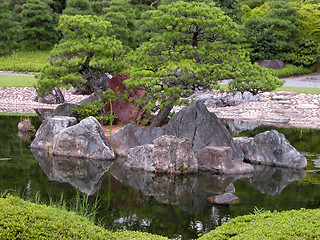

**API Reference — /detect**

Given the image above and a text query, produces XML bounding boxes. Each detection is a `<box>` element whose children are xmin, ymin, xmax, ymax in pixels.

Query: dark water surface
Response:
<box><xmin>1</xmin><ymin>116</ymin><xmax>320</xmax><ymax>239</ymax></box>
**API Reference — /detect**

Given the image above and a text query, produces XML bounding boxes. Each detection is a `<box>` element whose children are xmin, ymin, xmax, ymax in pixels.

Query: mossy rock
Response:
<box><xmin>200</xmin><ymin>208</ymin><xmax>320</xmax><ymax>239</ymax></box>
<box><xmin>0</xmin><ymin>195</ymin><xmax>169</xmax><ymax>240</ymax></box>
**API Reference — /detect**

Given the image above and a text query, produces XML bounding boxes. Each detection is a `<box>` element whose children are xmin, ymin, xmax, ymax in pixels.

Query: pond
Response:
<box><xmin>1</xmin><ymin>115</ymin><xmax>320</xmax><ymax>239</ymax></box>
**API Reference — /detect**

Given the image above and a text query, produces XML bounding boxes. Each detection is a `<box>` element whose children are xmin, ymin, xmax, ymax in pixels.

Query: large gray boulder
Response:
<box><xmin>30</xmin><ymin>116</ymin><xmax>77</xmax><ymax>150</ymax></box>
<box><xmin>197</xmin><ymin>146</ymin><xmax>254</xmax><ymax>174</ymax></box>
<box><xmin>234</xmin><ymin>130</ymin><xmax>307</xmax><ymax>169</ymax></box>
<box><xmin>51</xmin><ymin>117</ymin><xmax>114</xmax><ymax>160</ymax></box>
<box><xmin>166</xmin><ymin>101</ymin><xmax>244</xmax><ymax>160</ymax></box>
<box><xmin>256</xmin><ymin>59</ymin><xmax>285</xmax><ymax>70</ymax></box>
<box><xmin>125</xmin><ymin>135</ymin><xmax>198</xmax><ymax>174</ymax></box>
<box><xmin>53</xmin><ymin>103</ymin><xmax>81</xmax><ymax>118</ymax></box>
<box><xmin>111</xmin><ymin>123</ymin><xmax>164</xmax><ymax>156</ymax></box>
<box><xmin>31</xmin><ymin>116</ymin><xmax>114</xmax><ymax>160</ymax></box>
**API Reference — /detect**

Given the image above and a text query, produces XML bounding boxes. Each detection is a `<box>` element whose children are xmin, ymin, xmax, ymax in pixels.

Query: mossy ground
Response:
<box><xmin>2</xmin><ymin>195</ymin><xmax>320</xmax><ymax>239</ymax></box>
<box><xmin>199</xmin><ymin>208</ymin><xmax>320</xmax><ymax>239</ymax></box>
<box><xmin>0</xmin><ymin>195</ymin><xmax>170</xmax><ymax>240</ymax></box>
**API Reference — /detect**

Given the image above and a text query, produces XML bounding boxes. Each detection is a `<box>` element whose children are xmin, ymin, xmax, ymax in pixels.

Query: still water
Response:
<box><xmin>1</xmin><ymin>115</ymin><xmax>320</xmax><ymax>239</ymax></box>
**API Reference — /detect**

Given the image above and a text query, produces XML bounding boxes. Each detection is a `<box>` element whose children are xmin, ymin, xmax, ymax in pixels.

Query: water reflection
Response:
<box><xmin>110</xmin><ymin>159</ymin><xmax>253</xmax><ymax>213</ymax></box>
<box><xmin>249</xmin><ymin>165</ymin><xmax>306</xmax><ymax>195</ymax></box>
<box><xmin>31</xmin><ymin>148</ymin><xmax>113</xmax><ymax>195</ymax></box>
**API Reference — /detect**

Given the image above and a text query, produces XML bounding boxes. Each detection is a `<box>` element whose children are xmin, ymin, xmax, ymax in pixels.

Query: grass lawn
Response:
<box><xmin>0</xmin><ymin>75</ymin><xmax>36</xmax><ymax>87</ymax></box>
<box><xmin>0</xmin><ymin>51</ymin><xmax>49</xmax><ymax>73</ymax></box>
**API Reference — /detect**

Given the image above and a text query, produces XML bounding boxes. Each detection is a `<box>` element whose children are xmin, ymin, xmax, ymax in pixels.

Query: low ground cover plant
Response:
<box><xmin>0</xmin><ymin>195</ymin><xmax>170</xmax><ymax>240</ymax></box>
<box><xmin>199</xmin><ymin>208</ymin><xmax>320</xmax><ymax>239</ymax></box>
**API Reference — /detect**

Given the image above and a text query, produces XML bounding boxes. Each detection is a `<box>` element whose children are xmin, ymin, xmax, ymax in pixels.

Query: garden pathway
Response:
<box><xmin>1</xmin><ymin>72</ymin><xmax>320</xmax><ymax>129</ymax></box>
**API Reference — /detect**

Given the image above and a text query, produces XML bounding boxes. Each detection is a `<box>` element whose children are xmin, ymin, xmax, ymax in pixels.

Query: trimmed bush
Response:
<box><xmin>199</xmin><ymin>208</ymin><xmax>320</xmax><ymax>239</ymax></box>
<box><xmin>0</xmin><ymin>195</ymin><xmax>169</xmax><ymax>240</ymax></box>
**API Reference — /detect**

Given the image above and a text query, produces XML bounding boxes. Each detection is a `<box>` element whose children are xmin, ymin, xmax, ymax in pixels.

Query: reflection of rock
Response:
<box><xmin>223</xmin><ymin>119</ymin><xmax>261</xmax><ymax>135</ymax></box>
<box><xmin>166</xmin><ymin>101</ymin><xmax>244</xmax><ymax>160</ymax></box>
<box><xmin>249</xmin><ymin>165</ymin><xmax>306</xmax><ymax>195</ymax></box>
<box><xmin>234</xmin><ymin>130</ymin><xmax>307</xmax><ymax>169</ymax></box>
<box><xmin>110</xmin><ymin>160</ymin><xmax>252</xmax><ymax>213</ymax></box>
<box><xmin>31</xmin><ymin>148</ymin><xmax>113</xmax><ymax>195</ymax></box>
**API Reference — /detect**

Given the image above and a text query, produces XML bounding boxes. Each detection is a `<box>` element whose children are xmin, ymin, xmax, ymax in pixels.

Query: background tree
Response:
<box><xmin>62</xmin><ymin>0</ymin><xmax>92</xmax><ymax>15</ymax></box>
<box><xmin>243</xmin><ymin>0</ymin><xmax>300</xmax><ymax>62</ymax></box>
<box><xmin>125</xmin><ymin>1</ymin><xmax>282</xmax><ymax>126</ymax></box>
<box><xmin>0</xmin><ymin>0</ymin><xmax>20</xmax><ymax>55</ymax></box>
<box><xmin>102</xmin><ymin>0</ymin><xmax>137</xmax><ymax>51</ymax></box>
<box><xmin>19</xmin><ymin>0</ymin><xmax>58</xmax><ymax>50</ymax></box>
<box><xmin>36</xmin><ymin>14</ymin><xmax>123</xmax><ymax>96</ymax></box>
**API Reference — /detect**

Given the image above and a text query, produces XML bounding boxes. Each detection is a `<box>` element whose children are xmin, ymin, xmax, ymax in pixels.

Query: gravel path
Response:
<box><xmin>1</xmin><ymin>72</ymin><xmax>320</xmax><ymax>129</ymax></box>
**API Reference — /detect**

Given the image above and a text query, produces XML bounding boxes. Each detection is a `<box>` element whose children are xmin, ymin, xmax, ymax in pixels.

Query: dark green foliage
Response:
<box><xmin>244</xmin><ymin>20</ymin><xmax>277</xmax><ymax>61</ymax></box>
<box><xmin>36</xmin><ymin>14</ymin><xmax>123</xmax><ymax>96</ymax></box>
<box><xmin>228</xmin><ymin>62</ymin><xmax>284</xmax><ymax>94</ymax></box>
<box><xmin>91</xmin><ymin>0</ymin><xmax>109</xmax><ymax>15</ymax></box>
<box><xmin>125</xmin><ymin>1</ymin><xmax>282</xmax><ymax>125</ymax></box>
<box><xmin>0</xmin><ymin>0</ymin><xmax>20</xmax><ymax>55</ymax></box>
<box><xmin>244</xmin><ymin>0</ymin><xmax>300</xmax><ymax>62</ymax></box>
<box><xmin>292</xmin><ymin>37</ymin><xmax>320</xmax><ymax>67</ymax></box>
<box><xmin>63</xmin><ymin>0</ymin><xmax>92</xmax><ymax>15</ymax></box>
<box><xmin>102</xmin><ymin>0</ymin><xmax>137</xmax><ymax>50</ymax></box>
<box><xmin>19</xmin><ymin>0</ymin><xmax>58</xmax><ymax>50</ymax></box>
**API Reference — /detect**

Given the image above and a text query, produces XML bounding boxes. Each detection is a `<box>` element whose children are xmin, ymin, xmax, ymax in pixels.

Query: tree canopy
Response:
<box><xmin>36</xmin><ymin>15</ymin><xmax>123</xmax><ymax>96</ymax></box>
<box><xmin>124</xmin><ymin>1</ymin><xmax>282</xmax><ymax>126</ymax></box>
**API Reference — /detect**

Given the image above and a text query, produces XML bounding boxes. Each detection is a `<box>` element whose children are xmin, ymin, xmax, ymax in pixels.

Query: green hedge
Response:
<box><xmin>199</xmin><ymin>208</ymin><xmax>320</xmax><ymax>239</ymax></box>
<box><xmin>0</xmin><ymin>195</ymin><xmax>170</xmax><ymax>240</ymax></box>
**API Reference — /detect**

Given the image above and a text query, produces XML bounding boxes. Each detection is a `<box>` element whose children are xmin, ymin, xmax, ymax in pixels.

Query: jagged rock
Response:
<box><xmin>188</xmin><ymin>91</ymin><xmax>264</xmax><ymax>108</ymax></box>
<box><xmin>256</xmin><ymin>59</ymin><xmax>285</xmax><ymax>70</ymax></box>
<box><xmin>36</xmin><ymin>87</ymin><xmax>65</xmax><ymax>104</ymax></box>
<box><xmin>51</xmin><ymin>116</ymin><xmax>114</xmax><ymax>160</ymax></box>
<box><xmin>223</xmin><ymin>119</ymin><xmax>261</xmax><ymax>135</ymax></box>
<box><xmin>166</xmin><ymin>101</ymin><xmax>244</xmax><ymax>160</ymax></box>
<box><xmin>125</xmin><ymin>135</ymin><xmax>198</xmax><ymax>174</ymax></box>
<box><xmin>235</xmin><ymin>130</ymin><xmax>307</xmax><ymax>169</ymax></box>
<box><xmin>30</xmin><ymin>116</ymin><xmax>77</xmax><ymax>150</ymax></box>
<box><xmin>111</xmin><ymin>123</ymin><xmax>164</xmax><ymax>156</ymax></box>
<box><xmin>197</xmin><ymin>146</ymin><xmax>254</xmax><ymax>174</ymax></box>
<box><xmin>31</xmin><ymin>116</ymin><xmax>114</xmax><ymax>160</ymax></box>
<box><xmin>222</xmin><ymin>91</ymin><xmax>264</xmax><ymax>106</ymax></box>
<box><xmin>53</xmin><ymin>103</ymin><xmax>80</xmax><ymax>118</ymax></box>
